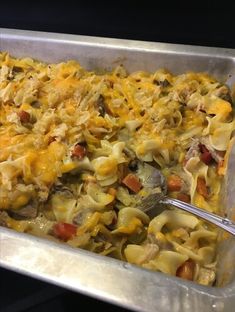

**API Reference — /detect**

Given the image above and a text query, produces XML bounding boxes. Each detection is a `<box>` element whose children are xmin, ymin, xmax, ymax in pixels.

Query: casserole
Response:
<box><xmin>0</xmin><ymin>28</ymin><xmax>235</xmax><ymax>312</ymax></box>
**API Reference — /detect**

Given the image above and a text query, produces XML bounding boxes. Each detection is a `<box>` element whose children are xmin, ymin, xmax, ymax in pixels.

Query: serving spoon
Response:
<box><xmin>139</xmin><ymin>192</ymin><xmax>235</xmax><ymax>236</ymax></box>
<box><xmin>136</xmin><ymin>162</ymin><xmax>235</xmax><ymax>236</ymax></box>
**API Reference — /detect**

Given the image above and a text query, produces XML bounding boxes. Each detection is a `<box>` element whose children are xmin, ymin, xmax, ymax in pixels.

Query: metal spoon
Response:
<box><xmin>139</xmin><ymin>192</ymin><xmax>235</xmax><ymax>236</ymax></box>
<box><xmin>136</xmin><ymin>163</ymin><xmax>235</xmax><ymax>236</ymax></box>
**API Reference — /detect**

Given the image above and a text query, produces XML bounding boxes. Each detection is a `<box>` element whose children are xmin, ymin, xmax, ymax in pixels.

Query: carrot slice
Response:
<box><xmin>18</xmin><ymin>110</ymin><xmax>30</xmax><ymax>123</ymax></box>
<box><xmin>53</xmin><ymin>222</ymin><xmax>77</xmax><ymax>241</ymax></box>
<box><xmin>177</xmin><ymin>193</ymin><xmax>191</xmax><ymax>203</ymax></box>
<box><xmin>196</xmin><ymin>177</ymin><xmax>209</xmax><ymax>198</ymax></box>
<box><xmin>176</xmin><ymin>259</ymin><xmax>195</xmax><ymax>281</ymax></box>
<box><xmin>167</xmin><ymin>175</ymin><xmax>182</xmax><ymax>192</ymax></box>
<box><xmin>122</xmin><ymin>173</ymin><xmax>142</xmax><ymax>193</ymax></box>
<box><xmin>71</xmin><ymin>144</ymin><xmax>86</xmax><ymax>159</ymax></box>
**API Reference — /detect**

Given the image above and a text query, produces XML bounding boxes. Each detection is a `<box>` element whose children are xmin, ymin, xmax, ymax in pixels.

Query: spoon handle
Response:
<box><xmin>162</xmin><ymin>197</ymin><xmax>235</xmax><ymax>236</ymax></box>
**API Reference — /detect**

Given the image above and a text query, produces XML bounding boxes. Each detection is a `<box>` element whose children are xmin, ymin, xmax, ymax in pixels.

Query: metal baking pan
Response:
<box><xmin>0</xmin><ymin>28</ymin><xmax>235</xmax><ymax>312</ymax></box>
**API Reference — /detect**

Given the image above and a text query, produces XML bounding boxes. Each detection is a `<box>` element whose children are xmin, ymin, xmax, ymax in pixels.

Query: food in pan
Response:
<box><xmin>0</xmin><ymin>52</ymin><xmax>234</xmax><ymax>285</ymax></box>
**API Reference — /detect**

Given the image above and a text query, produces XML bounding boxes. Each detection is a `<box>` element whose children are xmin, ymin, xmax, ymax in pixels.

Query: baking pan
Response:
<box><xmin>0</xmin><ymin>28</ymin><xmax>235</xmax><ymax>312</ymax></box>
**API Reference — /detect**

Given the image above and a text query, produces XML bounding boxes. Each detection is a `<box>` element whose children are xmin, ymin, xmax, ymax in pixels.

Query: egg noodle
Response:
<box><xmin>0</xmin><ymin>52</ymin><xmax>234</xmax><ymax>285</ymax></box>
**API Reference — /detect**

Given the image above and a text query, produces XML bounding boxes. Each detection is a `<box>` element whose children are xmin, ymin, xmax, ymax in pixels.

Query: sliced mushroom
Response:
<box><xmin>96</xmin><ymin>95</ymin><xmax>106</xmax><ymax>117</ymax></box>
<box><xmin>12</xmin><ymin>66</ymin><xmax>23</xmax><ymax>73</ymax></box>
<box><xmin>73</xmin><ymin>208</ymin><xmax>92</xmax><ymax>226</ymax></box>
<box><xmin>8</xmin><ymin>201</ymin><xmax>38</xmax><ymax>220</ymax></box>
<box><xmin>30</xmin><ymin>100</ymin><xmax>41</xmax><ymax>108</ymax></box>
<box><xmin>51</xmin><ymin>184</ymin><xmax>74</xmax><ymax>197</ymax></box>
<box><xmin>137</xmin><ymin>162</ymin><xmax>166</xmax><ymax>193</ymax></box>
<box><xmin>128</xmin><ymin>159</ymin><xmax>138</xmax><ymax>171</ymax></box>
<box><xmin>153</xmin><ymin>79</ymin><xmax>170</xmax><ymax>88</ymax></box>
<box><xmin>213</xmin><ymin>85</ymin><xmax>233</xmax><ymax>104</ymax></box>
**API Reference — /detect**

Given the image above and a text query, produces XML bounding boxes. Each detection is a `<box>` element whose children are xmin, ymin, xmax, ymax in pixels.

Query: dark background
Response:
<box><xmin>1</xmin><ymin>1</ymin><xmax>235</xmax><ymax>49</ymax></box>
<box><xmin>0</xmin><ymin>1</ymin><xmax>234</xmax><ymax>312</ymax></box>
